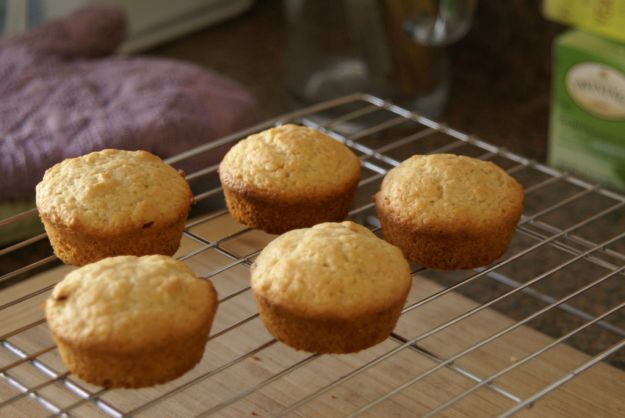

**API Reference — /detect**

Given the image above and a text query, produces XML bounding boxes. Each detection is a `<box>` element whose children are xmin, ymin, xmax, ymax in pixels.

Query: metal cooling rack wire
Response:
<box><xmin>129</xmin><ymin>103</ymin><xmax>620</xmax><ymax>411</ymax></box>
<box><xmin>498</xmin><ymin>337</ymin><xmax>625</xmax><ymax>418</ymax></box>
<box><xmin>1</xmin><ymin>94</ymin><xmax>624</xmax><ymax>417</ymax></box>
<box><xmin>195</xmin><ymin>188</ymin><xmax>625</xmax><ymax>416</ymax></box>
<box><xmin>0</xmin><ymin>97</ymin><xmax>608</xmax><ymax>415</ymax></box>
<box><xmin>201</xmin><ymin>113</ymin><xmax>625</xmax><ymax>416</ymax></box>
<box><xmin>273</xmin><ymin>217</ymin><xmax>625</xmax><ymax>417</ymax></box>
<box><xmin>347</xmin><ymin>96</ymin><xmax>625</xmax><ymax>340</ymax></box>
<box><xmin>1</xmin><ymin>338</ymin><xmax>121</xmax><ymax>418</ymax></box>
<box><xmin>344</xmin><ymin>229</ymin><xmax>625</xmax><ymax>417</ymax></box>
<box><xmin>425</xmin><ymin>298</ymin><xmax>625</xmax><ymax>418</ymax></box>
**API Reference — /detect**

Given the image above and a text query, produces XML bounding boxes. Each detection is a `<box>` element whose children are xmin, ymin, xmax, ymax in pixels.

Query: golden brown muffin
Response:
<box><xmin>218</xmin><ymin>124</ymin><xmax>361</xmax><ymax>234</ymax></box>
<box><xmin>251</xmin><ymin>221</ymin><xmax>411</xmax><ymax>353</ymax></box>
<box><xmin>374</xmin><ymin>154</ymin><xmax>524</xmax><ymax>270</ymax></box>
<box><xmin>45</xmin><ymin>255</ymin><xmax>218</xmax><ymax>388</ymax></box>
<box><xmin>36</xmin><ymin>149</ymin><xmax>193</xmax><ymax>266</ymax></box>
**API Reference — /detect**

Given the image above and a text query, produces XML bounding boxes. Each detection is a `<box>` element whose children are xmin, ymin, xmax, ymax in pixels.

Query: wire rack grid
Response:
<box><xmin>1</xmin><ymin>94</ymin><xmax>625</xmax><ymax>417</ymax></box>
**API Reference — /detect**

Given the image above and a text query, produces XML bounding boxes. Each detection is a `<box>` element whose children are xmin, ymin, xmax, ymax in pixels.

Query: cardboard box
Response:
<box><xmin>543</xmin><ymin>0</ymin><xmax>625</xmax><ymax>43</ymax></box>
<box><xmin>549</xmin><ymin>30</ymin><xmax>625</xmax><ymax>191</ymax></box>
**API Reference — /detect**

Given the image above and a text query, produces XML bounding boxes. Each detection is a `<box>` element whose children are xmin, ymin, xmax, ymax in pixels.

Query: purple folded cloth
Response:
<box><xmin>1</xmin><ymin>6</ymin><xmax>258</xmax><ymax>200</ymax></box>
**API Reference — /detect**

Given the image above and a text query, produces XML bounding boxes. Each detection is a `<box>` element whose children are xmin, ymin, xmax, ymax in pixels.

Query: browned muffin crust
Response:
<box><xmin>255</xmin><ymin>294</ymin><xmax>406</xmax><ymax>354</ymax></box>
<box><xmin>375</xmin><ymin>154</ymin><xmax>524</xmax><ymax>270</ymax></box>
<box><xmin>222</xmin><ymin>181</ymin><xmax>358</xmax><ymax>234</ymax></box>
<box><xmin>36</xmin><ymin>149</ymin><xmax>193</xmax><ymax>265</ymax></box>
<box><xmin>46</xmin><ymin>255</ymin><xmax>218</xmax><ymax>388</ymax></box>
<box><xmin>251</xmin><ymin>222</ymin><xmax>411</xmax><ymax>354</ymax></box>
<box><xmin>54</xmin><ymin>325</ymin><xmax>210</xmax><ymax>388</ymax></box>
<box><xmin>41</xmin><ymin>213</ymin><xmax>187</xmax><ymax>267</ymax></box>
<box><xmin>219</xmin><ymin>124</ymin><xmax>360</xmax><ymax>234</ymax></box>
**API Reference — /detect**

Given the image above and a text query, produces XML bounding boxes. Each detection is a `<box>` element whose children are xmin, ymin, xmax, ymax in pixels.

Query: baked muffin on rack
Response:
<box><xmin>374</xmin><ymin>154</ymin><xmax>524</xmax><ymax>270</ymax></box>
<box><xmin>36</xmin><ymin>149</ymin><xmax>193</xmax><ymax>266</ymax></box>
<box><xmin>218</xmin><ymin>124</ymin><xmax>361</xmax><ymax>234</ymax></box>
<box><xmin>45</xmin><ymin>255</ymin><xmax>218</xmax><ymax>388</ymax></box>
<box><xmin>251</xmin><ymin>221</ymin><xmax>411</xmax><ymax>353</ymax></box>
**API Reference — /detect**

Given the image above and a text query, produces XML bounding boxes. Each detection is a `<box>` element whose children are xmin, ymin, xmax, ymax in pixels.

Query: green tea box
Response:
<box><xmin>549</xmin><ymin>30</ymin><xmax>625</xmax><ymax>190</ymax></box>
<box><xmin>543</xmin><ymin>0</ymin><xmax>625</xmax><ymax>43</ymax></box>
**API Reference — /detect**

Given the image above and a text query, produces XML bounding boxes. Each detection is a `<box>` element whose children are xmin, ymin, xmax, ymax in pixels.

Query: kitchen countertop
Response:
<box><xmin>146</xmin><ymin>0</ymin><xmax>624</xmax><ymax>368</ymax></box>
<box><xmin>3</xmin><ymin>1</ymin><xmax>624</xmax><ymax>371</ymax></box>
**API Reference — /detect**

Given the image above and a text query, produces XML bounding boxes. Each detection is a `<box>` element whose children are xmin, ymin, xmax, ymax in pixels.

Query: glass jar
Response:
<box><xmin>284</xmin><ymin>0</ymin><xmax>477</xmax><ymax>117</ymax></box>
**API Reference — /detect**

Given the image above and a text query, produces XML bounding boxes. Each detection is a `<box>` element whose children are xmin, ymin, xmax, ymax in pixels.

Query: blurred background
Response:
<box><xmin>0</xmin><ymin>0</ymin><xmax>564</xmax><ymax>162</ymax></box>
<box><xmin>148</xmin><ymin>0</ymin><xmax>560</xmax><ymax>162</ymax></box>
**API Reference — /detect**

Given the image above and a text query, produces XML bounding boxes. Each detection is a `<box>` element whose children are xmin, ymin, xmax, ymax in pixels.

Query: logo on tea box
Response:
<box><xmin>566</xmin><ymin>63</ymin><xmax>625</xmax><ymax>118</ymax></box>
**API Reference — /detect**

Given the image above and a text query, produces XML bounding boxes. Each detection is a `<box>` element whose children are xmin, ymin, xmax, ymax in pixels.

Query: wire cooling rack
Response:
<box><xmin>2</xmin><ymin>94</ymin><xmax>625</xmax><ymax>417</ymax></box>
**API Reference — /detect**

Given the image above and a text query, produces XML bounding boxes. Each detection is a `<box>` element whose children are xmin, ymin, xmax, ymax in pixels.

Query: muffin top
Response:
<box><xmin>251</xmin><ymin>221</ymin><xmax>411</xmax><ymax>318</ymax></box>
<box><xmin>46</xmin><ymin>255</ymin><xmax>216</xmax><ymax>351</ymax></box>
<box><xmin>376</xmin><ymin>154</ymin><xmax>524</xmax><ymax>230</ymax></box>
<box><xmin>36</xmin><ymin>149</ymin><xmax>192</xmax><ymax>235</ymax></box>
<box><xmin>219</xmin><ymin>124</ymin><xmax>360</xmax><ymax>198</ymax></box>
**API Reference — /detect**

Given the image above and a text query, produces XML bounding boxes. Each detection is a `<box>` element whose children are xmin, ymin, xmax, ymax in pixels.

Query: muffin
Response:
<box><xmin>218</xmin><ymin>124</ymin><xmax>361</xmax><ymax>234</ymax></box>
<box><xmin>251</xmin><ymin>221</ymin><xmax>411</xmax><ymax>353</ymax></box>
<box><xmin>45</xmin><ymin>255</ymin><xmax>218</xmax><ymax>388</ymax></box>
<box><xmin>36</xmin><ymin>149</ymin><xmax>193</xmax><ymax>266</ymax></box>
<box><xmin>374</xmin><ymin>154</ymin><xmax>524</xmax><ymax>270</ymax></box>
